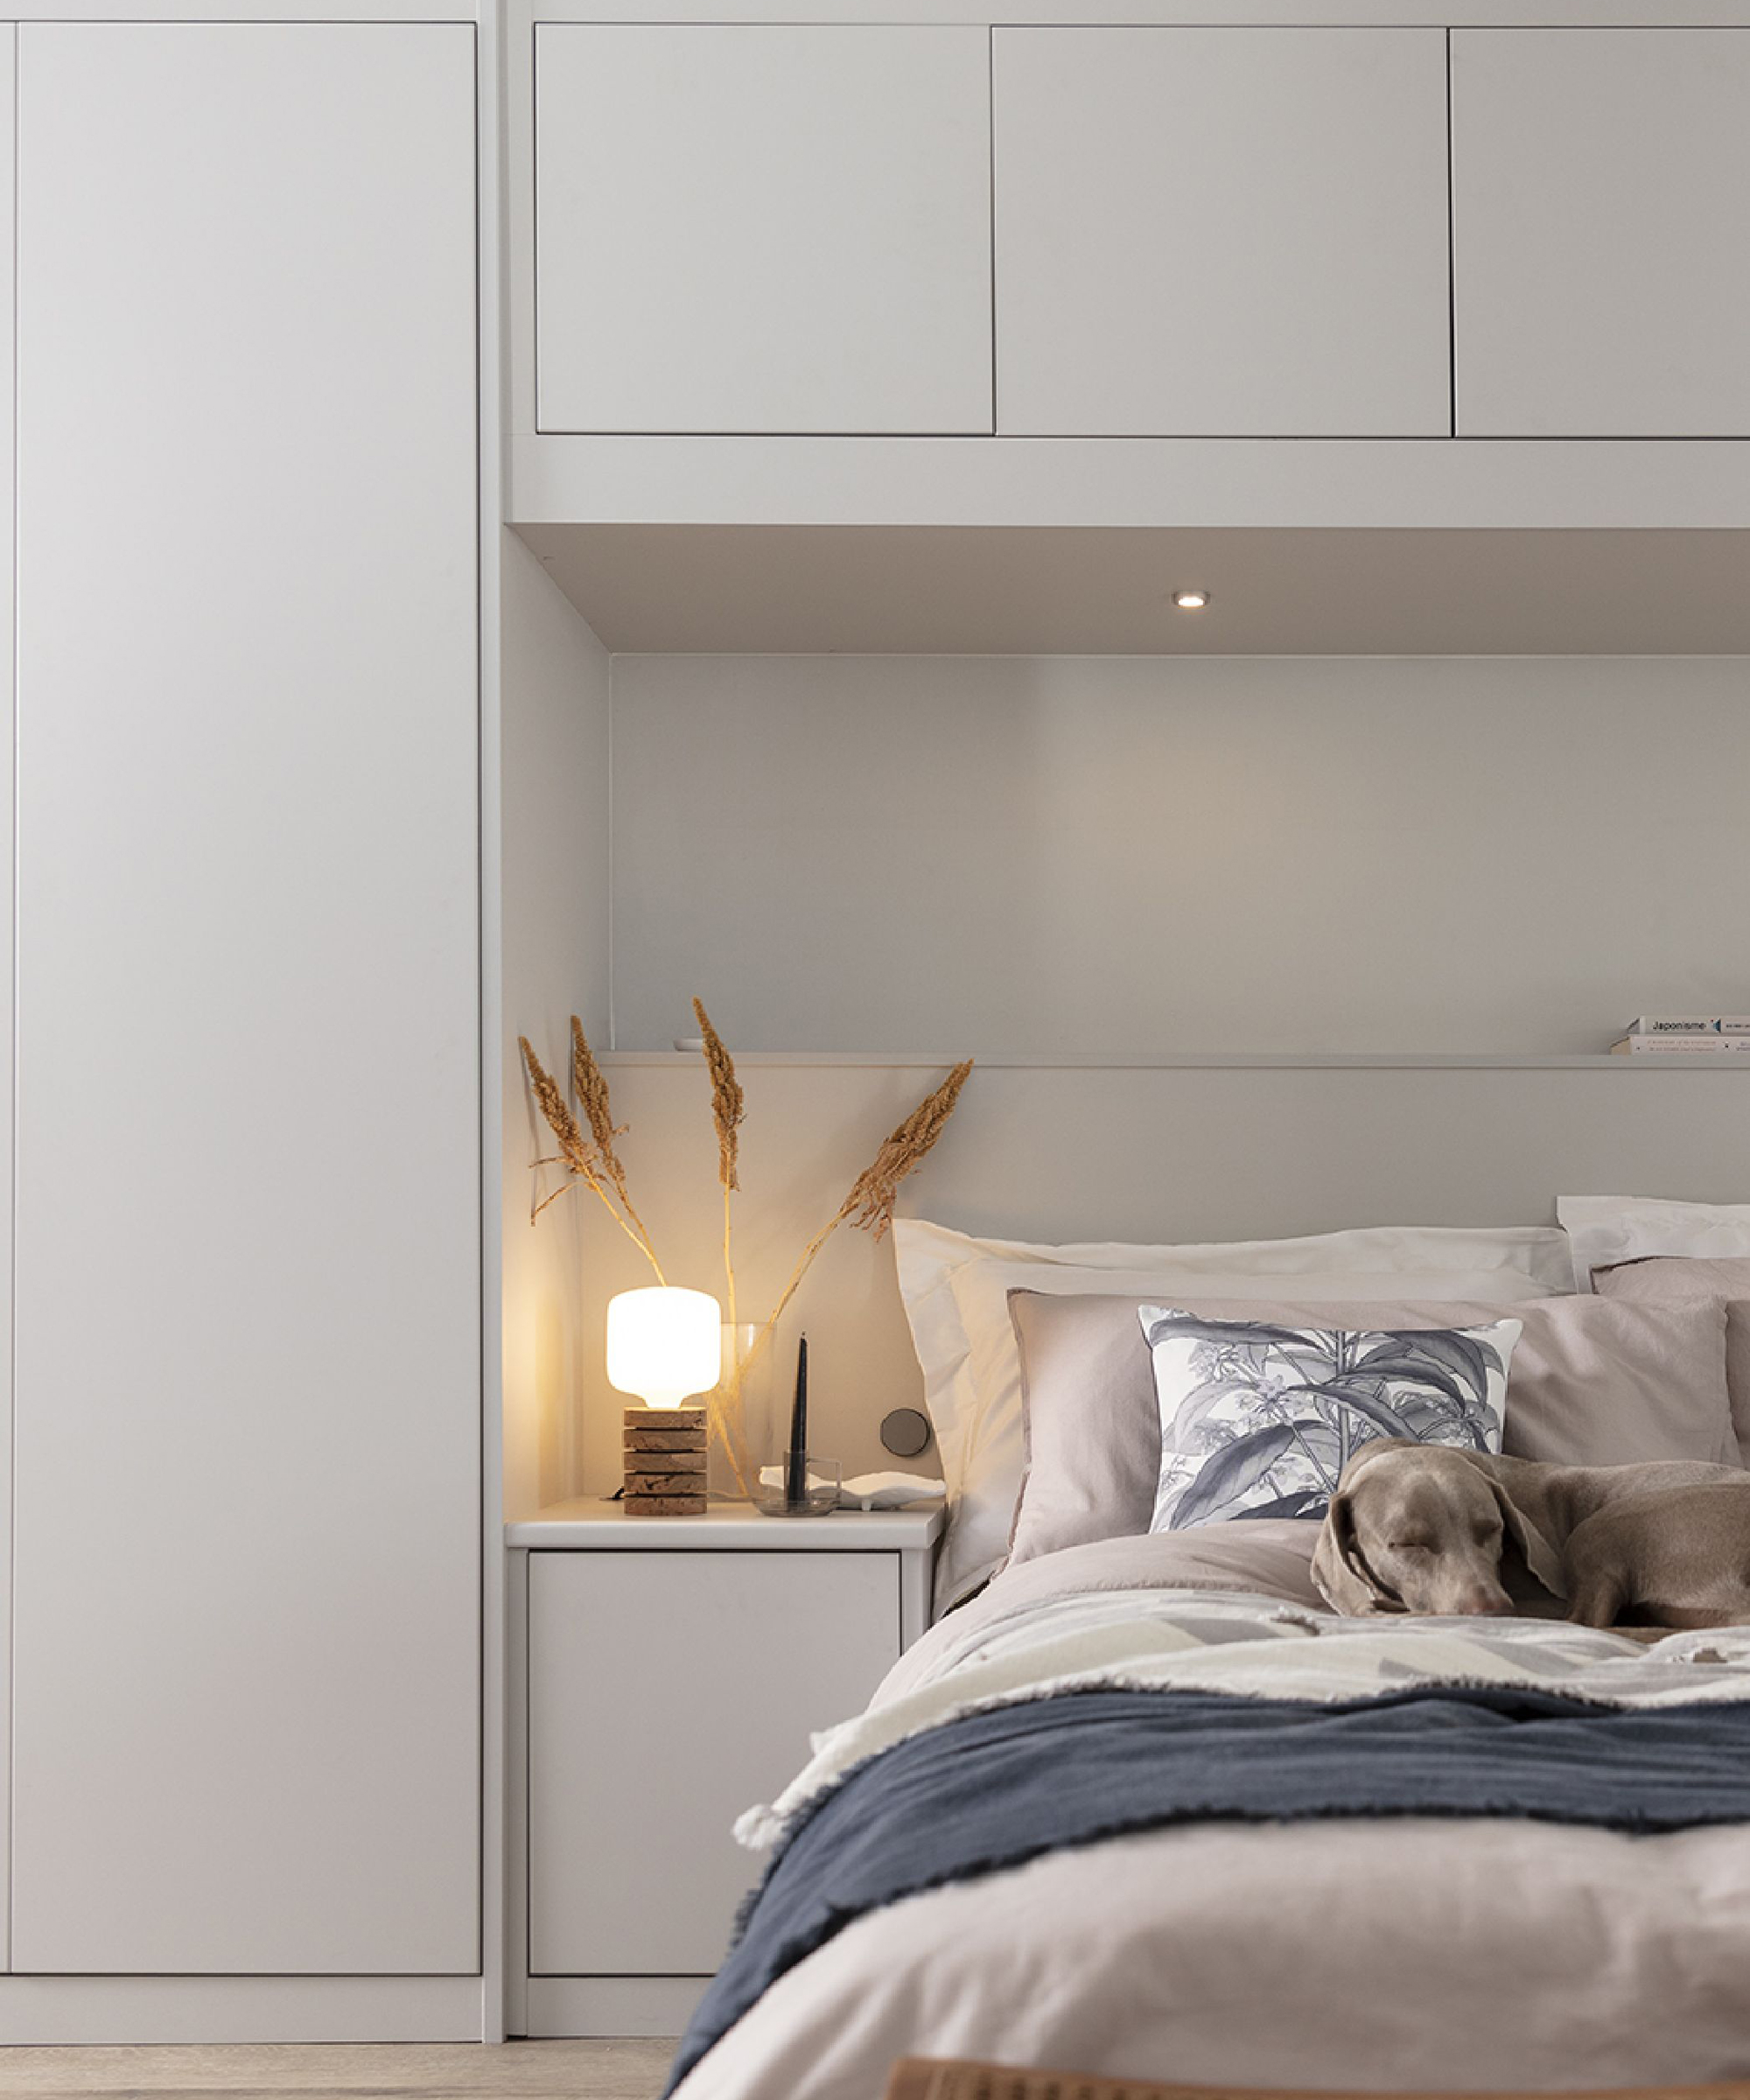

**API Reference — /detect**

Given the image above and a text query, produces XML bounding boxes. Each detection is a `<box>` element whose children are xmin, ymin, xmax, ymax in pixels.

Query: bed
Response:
<box><xmin>668</xmin><ymin>1200</ymin><xmax>1750</xmax><ymax>2099</ymax></box>
<box><xmin>669</xmin><ymin>1525</ymin><xmax>1750</xmax><ymax>2098</ymax></box>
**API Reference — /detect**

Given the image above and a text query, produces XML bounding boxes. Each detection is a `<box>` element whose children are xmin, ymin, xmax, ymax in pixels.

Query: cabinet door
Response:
<box><xmin>1452</xmin><ymin>31</ymin><xmax>1750</xmax><ymax>436</ymax></box>
<box><xmin>0</xmin><ymin>24</ymin><xmax>14</xmax><ymax>1979</ymax></box>
<box><xmin>11</xmin><ymin>24</ymin><xmax>480</xmax><ymax>1974</ymax></box>
<box><xmin>534</xmin><ymin>25</ymin><xmax>992</xmax><ymax>435</ymax></box>
<box><xmin>993</xmin><ymin>28</ymin><xmax>1450</xmax><ymax>438</ymax></box>
<box><xmin>528</xmin><ymin>1552</ymin><xmax>900</xmax><ymax>1976</ymax></box>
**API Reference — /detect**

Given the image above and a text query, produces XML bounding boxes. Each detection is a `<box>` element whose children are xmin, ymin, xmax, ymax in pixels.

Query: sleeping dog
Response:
<box><xmin>1312</xmin><ymin>1439</ymin><xmax>1750</xmax><ymax>1631</ymax></box>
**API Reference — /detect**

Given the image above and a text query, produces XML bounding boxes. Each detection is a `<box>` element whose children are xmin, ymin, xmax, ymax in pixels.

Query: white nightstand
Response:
<box><xmin>504</xmin><ymin>1497</ymin><xmax>944</xmax><ymax>2039</ymax></box>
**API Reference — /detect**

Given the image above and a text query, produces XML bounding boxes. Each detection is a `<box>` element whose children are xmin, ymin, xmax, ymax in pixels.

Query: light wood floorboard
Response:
<box><xmin>0</xmin><ymin>2040</ymin><xmax>677</xmax><ymax>2099</ymax></box>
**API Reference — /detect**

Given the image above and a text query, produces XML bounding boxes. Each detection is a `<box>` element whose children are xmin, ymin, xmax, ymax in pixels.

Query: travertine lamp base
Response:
<box><xmin>622</xmin><ymin>1407</ymin><xmax>708</xmax><ymax>1515</ymax></box>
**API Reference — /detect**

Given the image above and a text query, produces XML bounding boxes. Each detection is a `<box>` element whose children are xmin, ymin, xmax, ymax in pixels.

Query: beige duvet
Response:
<box><xmin>674</xmin><ymin>1525</ymin><xmax>1750</xmax><ymax>2099</ymax></box>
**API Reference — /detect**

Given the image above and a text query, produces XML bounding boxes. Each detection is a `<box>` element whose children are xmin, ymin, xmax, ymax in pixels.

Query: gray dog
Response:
<box><xmin>1312</xmin><ymin>1439</ymin><xmax>1750</xmax><ymax>1630</ymax></box>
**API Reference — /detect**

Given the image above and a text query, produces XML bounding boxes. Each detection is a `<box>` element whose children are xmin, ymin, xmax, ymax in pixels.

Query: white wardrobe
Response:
<box><xmin>3</xmin><ymin>6</ymin><xmax>484</xmax><ymax>2038</ymax></box>
<box><xmin>4</xmin><ymin>0</ymin><xmax>1747</xmax><ymax>2054</ymax></box>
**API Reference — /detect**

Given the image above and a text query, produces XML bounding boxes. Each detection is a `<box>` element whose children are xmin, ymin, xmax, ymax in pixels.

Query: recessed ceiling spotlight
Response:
<box><xmin>1172</xmin><ymin>589</ymin><xmax>1210</xmax><ymax>611</ymax></box>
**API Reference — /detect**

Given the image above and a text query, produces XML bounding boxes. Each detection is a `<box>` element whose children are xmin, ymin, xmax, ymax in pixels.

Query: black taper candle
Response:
<box><xmin>784</xmin><ymin>1334</ymin><xmax>809</xmax><ymax>1509</ymax></box>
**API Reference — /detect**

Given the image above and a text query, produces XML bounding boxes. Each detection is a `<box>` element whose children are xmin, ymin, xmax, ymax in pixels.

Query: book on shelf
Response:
<box><xmin>1624</xmin><ymin>1014</ymin><xmax>1750</xmax><ymax>1036</ymax></box>
<box><xmin>1611</xmin><ymin>1032</ymin><xmax>1750</xmax><ymax>1056</ymax></box>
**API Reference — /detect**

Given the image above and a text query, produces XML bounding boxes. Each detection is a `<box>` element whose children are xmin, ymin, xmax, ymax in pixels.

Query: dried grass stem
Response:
<box><xmin>742</xmin><ymin>1058</ymin><xmax>973</xmax><ymax>1381</ymax></box>
<box><xmin>693</xmin><ymin>998</ymin><xmax>752</xmax><ymax>1494</ymax></box>
<box><xmin>694</xmin><ymin>998</ymin><xmax>744</xmax><ymax>1194</ymax></box>
<box><xmin>520</xmin><ymin>1032</ymin><xmax>666</xmax><ymax>1282</ymax></box>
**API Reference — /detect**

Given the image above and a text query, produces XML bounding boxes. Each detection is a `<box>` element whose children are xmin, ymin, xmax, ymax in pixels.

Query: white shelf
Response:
<box><xmin>601</xmin><ymin>1050</ymin><xmax>1750</xmax><ymax>1072</ymax></box>
<box><xmin>508</xmin><ymin>1497</ymin><xmax>945</xmax><ymax>1550</ymax></box>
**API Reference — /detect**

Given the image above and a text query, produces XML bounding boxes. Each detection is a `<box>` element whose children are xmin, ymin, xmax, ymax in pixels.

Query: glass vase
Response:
<box><xmin>710</xmin><ymin>1321</ymin><xmax>782</xmax><ymax>1502</ymax></box>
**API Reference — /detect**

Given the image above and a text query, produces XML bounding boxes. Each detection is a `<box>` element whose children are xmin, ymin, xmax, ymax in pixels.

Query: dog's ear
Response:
<box><xmin>1312</xmin><ymin>1488</ymin><xmax>1397</xmax><ymax>1616</ymax></box>
<box><xmin>1491</xmin><ymin>1480</ymin><xmax>1566</xmax><ymax>1599</ymax></box>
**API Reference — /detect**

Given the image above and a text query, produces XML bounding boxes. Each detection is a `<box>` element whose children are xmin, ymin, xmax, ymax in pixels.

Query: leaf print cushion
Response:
<box><xmin>1141</xmin><ymin>1308</ymin><xmax>1520</xmax><ymax>1531</ymax></box>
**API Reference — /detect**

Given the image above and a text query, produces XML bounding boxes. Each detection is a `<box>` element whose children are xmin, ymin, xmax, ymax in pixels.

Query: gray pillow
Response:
<box><xmin>1591</xmin><ymin>1255</ymin><xmax>1750</xmax><ymax>1462</ymax></box>
<box><xmin>1006</xmin><ymin>1287</ymin><xmax>1737</xmax><ymax>1570</ymax></box>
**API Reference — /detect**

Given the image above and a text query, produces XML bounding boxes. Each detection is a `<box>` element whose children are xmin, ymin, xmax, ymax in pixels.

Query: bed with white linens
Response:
<box><xmin>668</xmin><ymin>1198</ymin><xmax>1750</xmax><ymax>2098</ymax></box>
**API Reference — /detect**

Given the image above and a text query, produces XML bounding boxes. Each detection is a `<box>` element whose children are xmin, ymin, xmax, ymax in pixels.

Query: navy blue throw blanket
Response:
<box><xmin>666</xmin><ymin>1685</ymin><xmax>1750</xmax><ymax>2094</ymax></box>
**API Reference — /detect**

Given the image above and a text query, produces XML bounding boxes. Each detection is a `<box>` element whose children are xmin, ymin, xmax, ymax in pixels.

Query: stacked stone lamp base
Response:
<box><xmin>623</xmin><ymin>1407</ymin><xmax>708</xmax><ymax>1515</ymax></box>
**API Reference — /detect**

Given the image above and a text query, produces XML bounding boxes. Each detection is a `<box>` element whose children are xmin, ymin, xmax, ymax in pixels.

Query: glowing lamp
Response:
<box><xmin>606</xmin><ymin>1286</ymin><xmax>722</xmax><ymax>1410</ymax></box>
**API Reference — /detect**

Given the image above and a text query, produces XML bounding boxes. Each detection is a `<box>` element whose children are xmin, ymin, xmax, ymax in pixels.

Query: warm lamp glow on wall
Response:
<box><xmin>606</xmin><ymin>1285</ymin><xmax>722</xmax><ymax>1408</ymax></box>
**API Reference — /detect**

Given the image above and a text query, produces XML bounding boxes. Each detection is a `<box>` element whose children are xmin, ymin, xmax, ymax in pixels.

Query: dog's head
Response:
<box><xmin>1312</xmin><ymin>1440</ymin><xmax>1564</xmax><ymax>1619</ymax></box>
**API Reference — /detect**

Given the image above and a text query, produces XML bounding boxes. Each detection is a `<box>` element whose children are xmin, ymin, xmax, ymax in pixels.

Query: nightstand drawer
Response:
<box><xmin>527</xmin><ymin>1548</ymin><xmax>901</xmax><ymax>1978</ymax></box>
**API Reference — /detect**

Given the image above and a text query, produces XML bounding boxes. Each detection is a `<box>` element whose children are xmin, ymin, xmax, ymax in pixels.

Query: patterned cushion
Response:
<box><xmin>1142</xmin><ymin>1307</ymin><xmax>1519</xmax><ymax>1530</ymax></box>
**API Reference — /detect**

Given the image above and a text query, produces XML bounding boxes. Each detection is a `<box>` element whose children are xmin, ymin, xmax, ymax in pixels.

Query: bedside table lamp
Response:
<box><xmin>607</xmin><ymin>1285</ymin><xmax>721</xmax><ymax>1515</ymax></box>
<box><xmin>606</xmin><ymin>1285</ymin><xmax>720</xmax><ymax>1409</ymax></box>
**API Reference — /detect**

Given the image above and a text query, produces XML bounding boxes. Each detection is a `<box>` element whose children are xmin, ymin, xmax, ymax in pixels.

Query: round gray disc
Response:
<box><xmin>879</xmin><ymin>1406</ymin><xmax>933</xmax><ymax>1458</ymax></box>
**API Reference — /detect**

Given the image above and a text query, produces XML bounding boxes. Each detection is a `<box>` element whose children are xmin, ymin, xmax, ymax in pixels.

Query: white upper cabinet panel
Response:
<box><xmin>993</xmin><ymin>29</ymin><xmax>1451</xmax><ymax>438</ymax></box>
<box><xmin>12</xmin><ymin>22</ymin><xmax>480</xmax><ymax>1975</ymax></box>
<box><xmin>1452</xmin><ymin>31</ymin><xmax>1750</xmax><ymax>437</ymax></box>
<box><xmin>534</xmin><ymin>25</ymin><xmax>992</xmax><ymax>435</ymax></box>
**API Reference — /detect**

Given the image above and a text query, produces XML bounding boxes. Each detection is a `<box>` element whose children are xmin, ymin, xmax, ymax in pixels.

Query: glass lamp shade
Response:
<box><xmin>606</xmin><ymin>1285</ymin><xmax>723</xmax><ymax>1409</ymax></box>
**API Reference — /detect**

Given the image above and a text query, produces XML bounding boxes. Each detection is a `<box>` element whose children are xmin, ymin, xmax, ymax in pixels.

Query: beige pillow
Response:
<box><xmin>1006</xmin><ymin>1289</ymin><xmax>1738</xmax><ymax>1571</ymax></box>
<box><xmin>1590</xmin><ymin>1256</ymin><xmax>1750</xmax><ymax>1462</ymax></box>
<box><xmin>894</xmin><ymin>1215</ymin><xmax>1574</xmax><ymax>1608</ymax></box>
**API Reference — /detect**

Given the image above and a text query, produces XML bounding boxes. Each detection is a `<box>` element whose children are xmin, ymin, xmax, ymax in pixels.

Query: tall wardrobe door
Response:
<box><xmin>11</xmin><ymin>24</ymin><xmax>480</xmax><ymax>1974</ymax></box>
<box><xmin>0</xmin><ymin>24</ymin><xmax>16</xmax><ymax>1980</ymax></box>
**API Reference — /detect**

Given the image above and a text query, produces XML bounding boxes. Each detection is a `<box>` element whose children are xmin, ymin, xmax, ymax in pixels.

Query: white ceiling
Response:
<box><xmin>514</xmin><ymin>523</ymin><xmax>1750</xmax><ymax>655</ymax></box>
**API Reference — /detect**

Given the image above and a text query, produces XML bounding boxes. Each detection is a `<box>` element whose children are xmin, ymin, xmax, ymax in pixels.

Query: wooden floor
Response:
<box><xmin>0</xmin><ymin>2040</ymin><xmax>677</xmax><ymax>2099</ymax></box>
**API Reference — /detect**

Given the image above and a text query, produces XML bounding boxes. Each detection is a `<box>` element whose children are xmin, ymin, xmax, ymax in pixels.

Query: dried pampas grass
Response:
<box><xmin>695</xmin><ymin>998</ymin><xmax>744</xmax><ymax>1193</ymax></box>
<box><xmin>572</xmin><ymin>1018</ymin><xmax>630</xmax><ymax>1200</ymax></box>
<box><xmin>521</xmin><ymin>1028</ymin><xmax>665</xmax><ymax>1282</ymax></box>
<box><xmin>840</xmin><ymin>1060</ymin><xmax>972</xmax><ymax>1238</ymax></box>
<box><xmin>693</xmin><ymin>998</ymin><xmax>752</xmax><ymax>1496</ymax></box>
<box><xmin>745</xmin><ymin>1059</ymin><xmax>974</xmax><ymax>1368</ymax></box>
<box><xmin>683</xmin><ymin>1012</ymin><xmax>972</xmax><ymax>1487</ymax></box>
<box><xmin>522</xmin><ymin>993</ymin><xmax>972</xmax><ymax>1506</ymax></box>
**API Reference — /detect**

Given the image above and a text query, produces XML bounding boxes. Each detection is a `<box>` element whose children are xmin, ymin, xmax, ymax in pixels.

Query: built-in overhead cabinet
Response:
<box><xmin>533</xmin><ymin>25</ymin><xmax>993</xmax><ymax>435</ymax></box>
<box><xmin>1451</xmin><ymin>30</ymin><xmax>1750</xmax><ymax>437</ymax></box>
<box><xmin>990</xmin><ymin>28</ymin><xmax>1452</xmax><ymax>438</ymax></box>
<box><xmin>515</xmin><ymin>16</ymin><xmax>1750</xmax><ymax>542</ymax></box>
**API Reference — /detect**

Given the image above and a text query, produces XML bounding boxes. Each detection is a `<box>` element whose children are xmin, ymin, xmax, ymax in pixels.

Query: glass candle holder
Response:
<box><xmin>752</xmin><ymin>1455</ymin><xmax>842</xmax><ymax>1519</ymax></box>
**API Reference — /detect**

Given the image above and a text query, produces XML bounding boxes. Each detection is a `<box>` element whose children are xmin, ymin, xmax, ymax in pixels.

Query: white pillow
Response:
<box><xmin>893</xmin><ymin>1217</ymin><xmax>1574</xmax><ymax>1610</ymax></box>
<box><xmin>1560</xmin><ymin>1195</ymin><xmax>1750</xmax><ymax>1291</ymax></box>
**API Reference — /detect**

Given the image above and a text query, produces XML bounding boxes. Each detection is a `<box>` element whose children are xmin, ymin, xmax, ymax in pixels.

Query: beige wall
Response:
<box><xmin>565</xmin><ymin>1057</ymin><xmax>1750</xmax><ymax>1495</ymax></box>
<box><xmin>610</xmin><ymin>652</ymin><xmax>1750</xmax><ymax>1055</ymax></box>
<box><xmin>515</xmin><ymin>645</ymin><xmax>1750</xmax><ymax>1500</ymax></box>
<box><xmin>499</xmin><ymin>531</ymin><xmax>612</xmax><ymax>1518</ymax></box>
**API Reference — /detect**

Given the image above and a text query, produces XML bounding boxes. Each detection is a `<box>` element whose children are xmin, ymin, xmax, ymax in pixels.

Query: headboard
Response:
<box><xmin>543</xmin><ymin>1054</ymin><xmax>1750</xmax><ymax>1497</ymax></box>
